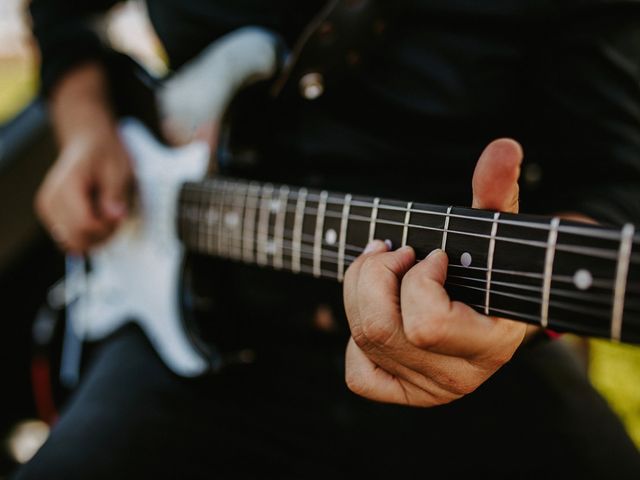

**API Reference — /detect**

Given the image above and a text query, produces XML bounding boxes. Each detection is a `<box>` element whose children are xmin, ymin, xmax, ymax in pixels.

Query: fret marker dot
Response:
<box><xmin>573</xmin><ymin>269</ymin><xmax>593</xmax><ymax>290</ymax></box>
<box><xmin>325</xmin><ymin>228</ymin><xmax>337</xmax><ymax>246</ymax></box>
<box><xmin>269</xmin><ymin>199</ymin><xmax>281</xmax><ymax>213</ymax></box>
<box><xmin>461</xmin><ymin>252</ymin><xmax>472</xmax><ymax>267</ymax></box>
<box><xmin>224</xmin><ymin>211</ymin><xmax>239</xmax><ymax>228</ymax></box>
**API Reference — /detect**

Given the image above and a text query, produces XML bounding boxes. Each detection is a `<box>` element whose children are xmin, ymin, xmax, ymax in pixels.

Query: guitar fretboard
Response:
<box><xmin>177</xmin><ymin>177</ymin><xmax>640</xmax><ymax>344</ymax></box>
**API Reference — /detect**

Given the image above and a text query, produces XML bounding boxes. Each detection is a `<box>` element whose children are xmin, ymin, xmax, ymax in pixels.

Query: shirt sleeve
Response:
<box><xmin>523</xmin><ymin>12</ymin><xmax>640</xmax><ymax>226</ymax></box>
<box><xmin>29</xmin><ymin>0</ymin><xmax>121</xmax><ymax>95</ymax></box>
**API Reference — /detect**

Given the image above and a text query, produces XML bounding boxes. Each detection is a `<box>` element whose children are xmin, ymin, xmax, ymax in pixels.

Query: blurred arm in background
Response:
<box><xmin>30</xmin><ymin>0</ymin><xmax>132</xmax><ymax>253</ymax></box>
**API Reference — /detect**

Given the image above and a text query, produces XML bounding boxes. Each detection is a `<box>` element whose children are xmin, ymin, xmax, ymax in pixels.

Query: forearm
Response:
<box><xmin>49</xmin><ymin>62</ymin><xmax>117</xmax><ymax>147</ymax></box>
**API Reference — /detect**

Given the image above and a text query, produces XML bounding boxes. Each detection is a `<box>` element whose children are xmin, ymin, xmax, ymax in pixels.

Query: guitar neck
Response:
<box><xmin>177</xmin><ymin>177</ymin><xmax>640</xmax><ymax>344</ymax></box>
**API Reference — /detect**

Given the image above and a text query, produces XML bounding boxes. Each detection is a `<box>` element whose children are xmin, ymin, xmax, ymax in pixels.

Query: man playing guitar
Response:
<box><xmin>17</xmin><ymin>0</ymin><xmax>640</xmax><ymax>477</ymax></box>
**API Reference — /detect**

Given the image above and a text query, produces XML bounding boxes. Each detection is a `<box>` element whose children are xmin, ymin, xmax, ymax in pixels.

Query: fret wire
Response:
<box><xmin>231</xmin><ymin>182</ymin><xmax>248</xmax><ymax>261</ymax></box>
<box><xmin>337</xmin><ymin>194</ymin><xmax>352</xmax><ymax>282</ymax></box>
<box><xmin>256</xmin><ymin>184</ymin><xmax>273</xmax><ymax>267</ymax></box>
<box><xmin>224</xmin><ymin>182</ymin><xmax>234</xmax><ymax>256</ymax></box>
<box><xmin>292</xmin><ymin>188</ymin><xmax>307</xmax><ymax>274</ymax></box>
<box><xmin>541</xmin><ymin>217</ymin><xmax>560</xmax><ymax>329</ymax></box>
<box><xmin>221</xmin><ymin>181</ymin><xmax>234</xmax><ymax>258</ymax></box>
<box><xmin>188</xmin><ymin>186</ymin><xmax>197</xmax><ymax>252</ymax></box>
<box><xmin>242</xmin><ymin>183</ymin><xmax>260</xmax><ymax>264</ymax></box>
<box><xmin>273</xmin><ymin>186</ymin><xmax>289</xmax><ymax>270</ymax></box>
<box><xmin>227</xmin><ymin>181</ymin><xmax>239</xmax><ymax>258</ymax></box>
<box><xmin>204</xmin><ymin>181</ymin><xmax>217</xmax><ymax>255</ymax></box>
<box><xmin>210</xmin><ymin>180</ymin><xmax>222</xmax><ymax>256</ymax></box>
<box><xmin>178</xmin><ymin>186</ymin><xmax>187</xmax><ymax>246</ymax></box>
<box><xmin>368</xmin><ymin>197</ymin><xmax>380</xmax><ymax>243</ymax></box>
<box><xmin>484</xmin><ymin>212</ymin><xmax>500</xmax><ymax>315</ymax></box>
<box><xmin>441</xmin><ymin>206</ymin><xmax>453</xmax><ymax>251</ymax></box>
<box><xmin>611</xmin><ymin>223</ymin><xmax>635</xmax><ymax>341</ymax></box>
<box><xmin>402</xmin><ymin>201</ymin><xmax>413</xmax><ymax>247</ymax></box>
<box><xmin>191</xmin><ymin>186</ymin><xmax>200</xmax><ymax>252</ymax></box>
<box><xmin>313</xmin><ymin>191</ymin><xmax>329</xmax><ymax>278</ymax></box>
<box><xmin>194</xmin><ymin>180</ymin><xmax>203</xmax><ymax>252</ymax></box>
<box><xmin>189</xmin><ymin>181</ymin><xmax>640</xmax><ymax>244</ymax></box>
<box><xmin>184</xmin><ymin>186</ymin><xmax>196</xmax><ymax>252</ymax></box>
<box><xmin>203</xmin><ymin>179</ymin><xmax>215</xmax><ymax>254</ymax></box>
<box><xmin>215</xmin><ymin>181</ymin><xmax>227</xmax><ymax>257</ymax></box>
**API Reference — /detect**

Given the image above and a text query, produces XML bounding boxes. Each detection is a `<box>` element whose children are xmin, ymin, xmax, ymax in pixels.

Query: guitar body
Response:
<box><xmin>64</xmin><ymin>27</ymin><xmax>284</xmax><ymax>377</ymax></box>
<box><xmin>75</xmin><ymin>119</ymin><xmax>211</xmax><ymax>376</ymax></box>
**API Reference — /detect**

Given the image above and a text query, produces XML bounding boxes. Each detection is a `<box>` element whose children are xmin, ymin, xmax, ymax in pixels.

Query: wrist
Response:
<box><xmin>49</xmin><ymin>62</ymin><xmax>117</xmax><ymax>147</ymax></box>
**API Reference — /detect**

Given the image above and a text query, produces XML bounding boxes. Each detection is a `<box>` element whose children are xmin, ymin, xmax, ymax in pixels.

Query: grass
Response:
<box><xmin>1</xmin><ymin>57</ymin><xmax>639</xmax><ymax>449</ymax></box>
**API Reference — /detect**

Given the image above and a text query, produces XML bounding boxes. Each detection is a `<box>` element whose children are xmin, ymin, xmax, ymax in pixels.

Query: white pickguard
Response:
<box><xmin>75</xmin><ymin>118</ymin><xmax>210</xmax><ymax>376</ymax></box>
<box><xmin>64</xmin><ymin>26</ymin><xmax>281</xmax><ymax>377</ymax></box>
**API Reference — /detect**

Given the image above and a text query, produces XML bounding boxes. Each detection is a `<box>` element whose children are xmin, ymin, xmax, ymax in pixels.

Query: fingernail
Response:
<box><xmin>384</xmin><ymin>239</ymin><xmax>393</xmax><ymax>250</ymax></box>
<box><xmin>427</xmin><ymin>248</ymin><xmax>443</xmax><ymax>259</ymax></box>
<box><xmin>363</xmin><ymin>239</ymin><xmax>387</xmax><ymax>254</ymax></box>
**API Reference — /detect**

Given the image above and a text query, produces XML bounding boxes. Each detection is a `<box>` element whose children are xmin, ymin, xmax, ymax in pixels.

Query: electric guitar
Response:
<box><xmin>65</xmin><ymin>28</ymin><xmax>640</xmax><ymax>378</ymax></box>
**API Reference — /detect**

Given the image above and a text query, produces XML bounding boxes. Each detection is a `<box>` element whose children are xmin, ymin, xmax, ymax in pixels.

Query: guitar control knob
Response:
<box><xmin>299</xmin><ymin>72</ymin><xmax>324</xmax><ymax>100</ymax></box>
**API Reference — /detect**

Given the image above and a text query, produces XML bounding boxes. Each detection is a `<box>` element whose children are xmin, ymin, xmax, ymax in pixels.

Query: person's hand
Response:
<box><xmin>35</xmin><ymin>63</ymin><xmax>133</xmax><ymax>253</ymax></box>
<box><xmin>343</xmin><ymin>139</ymin><xmax>528</xmax><ymax>407</ymax></box>
<box><xmin>35</xmin><ymin>124</ymin><xmax>133</xmax><ymax>253</ymax></box>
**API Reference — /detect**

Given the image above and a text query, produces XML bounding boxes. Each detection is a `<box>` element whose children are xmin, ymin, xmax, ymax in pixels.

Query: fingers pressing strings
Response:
<box><xmin>344</xmin><ymin>242</ymin><xmax>507</xmax><ymax>402</ymax></box>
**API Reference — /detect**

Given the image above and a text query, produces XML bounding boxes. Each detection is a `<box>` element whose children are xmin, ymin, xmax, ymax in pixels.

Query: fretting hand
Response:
<box><xmin>342</xmin><ymin>139</ymin><xmax>530</xmax><ymax>406</ymax></box>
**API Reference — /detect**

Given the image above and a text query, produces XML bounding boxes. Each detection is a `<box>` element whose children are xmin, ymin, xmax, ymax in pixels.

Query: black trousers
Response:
<box><xmin>14</xmin><ymin>324</ymin><xmax>640</xmax><ymax>479</ymax></box>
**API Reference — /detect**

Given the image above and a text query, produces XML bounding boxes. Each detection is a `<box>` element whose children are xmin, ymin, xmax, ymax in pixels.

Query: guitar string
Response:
<box><xmin>190</xmin><ymin>223</ymin><xmax>639</xmax><ymax>315</ymax></box>
<box><xmin>269</xmin><ymin>228</ymin><xmax>638</xmax><ymax>293</ymax></box>
<box><xmin>183</xmin><ymin>185</ymin><xmax>640</xmax><ymax>262</ymax></box>
<box><xmin>446</xmin><ymin>274</ymin><xmax>620</xmax><ymax>305</ymax></box>
<box><xmin>216</xmin><ymin>237</ymin><xmax>629</xmax><ymax>321</ymax></box>
<box><xmin>186</xmin><ymin>180</ymin><xmax>640</xmax><ymax>245</ymax></box>
<box><xmin>294</xmin><ymin>230</ymin><xmax>638</xmax><ymax>295</ymax></box>
<box><xmin>187</xmin><ymin>181</ymin><xmax>626</xmax><ymax>249</ymax></box>
<box><xmin>181</xmin><ymin>205</ymin><xmax>640</xmax><ymax>303</ymax></box>
<box><xmin>181</xmin><ymin>193</ymin><xmax>639</xmax><ymax>264</ymax></box>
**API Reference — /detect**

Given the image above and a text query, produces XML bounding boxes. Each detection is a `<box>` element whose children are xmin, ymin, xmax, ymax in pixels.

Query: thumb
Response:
<box><xmin>471</xmin><ymin>138</ymin><xmax>523</xmax><ymax>214</ymax></box>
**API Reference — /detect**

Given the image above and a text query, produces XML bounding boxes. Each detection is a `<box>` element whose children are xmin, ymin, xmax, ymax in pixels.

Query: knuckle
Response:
<box><xmin>437</xmin><ymin>373</ymin><xmax>478</xmax><ymax>397</ymax></box>
<box><xmin>354</xmin><ymin>317</ymin><xmax>397</xmax><ymax>352</ymax></box>
<box><xmin>34</xmin><ymin>191</ymin><xmax>47</xmax><ymax>219</ymax></box>
<box><xmin>343</xmin><ymin>260</ymin><xmax>358</xmax><ymax>286</ymax></box>
<box><xmin>77</xmin><ymin>221</ymin><xmax>101</xmax><ymax>238</ymax></box>
<box><xmin>451</xmin><ymin>380</ymin><xmax>478</xmax><ymax>397</ymax></box>
<box><xmin>344</xmin><ymin>368</ymin><xmax>369</xmax><ymax>397</ymax></box>
<box><xmin>482</xmin><ymin>348</ymin><xmax>515</xmax><ymax>372</ymax></box>
<box><xmin>404</xmin><ymin>310</ymin><xmax>448</xmax><ymax>349</ymax></box>
<box><xmin>359</xmin><ymin>255</ymin><xmax>380</xmax><ymax>278</ymax></box>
